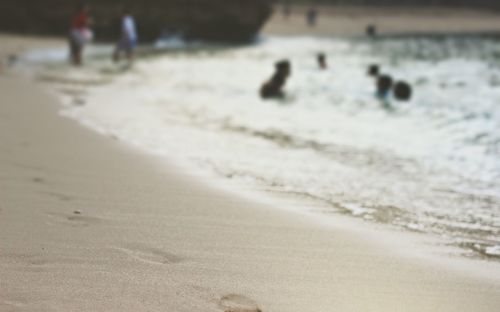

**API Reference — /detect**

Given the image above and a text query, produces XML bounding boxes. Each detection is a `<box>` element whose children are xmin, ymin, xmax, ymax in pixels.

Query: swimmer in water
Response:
<box><xmin>376</xmin><ymin>74</ymin><xmax>393</xmax><ymax>109</ymax></box>
<box><xmin>394</xmin><ymin>81</ymin><xmax>412</xmax><ymax>101</ymax></box>
<box><xmin>368</xmin><ymin>64</ymin><xmax>380</xmax><ymax>78</ymax></box>
<box><xmin>260</xmin><ymin>60</ymin><xmax>292</xmax><ymax>99</ymax></box>
<box><xmin>317</xmin><ymin>53</ymin><xmax>327</xmax><ymax>70</ymax></box>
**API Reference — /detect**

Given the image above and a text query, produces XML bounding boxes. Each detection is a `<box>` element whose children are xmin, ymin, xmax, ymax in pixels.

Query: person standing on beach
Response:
<box><xmin>113</xmin><ymin>8</ymin><xmax>138</xmax><ymax>64</ymax></box>
<box><xmin>69</xmin><ymin>3</ymin><xmax>92</xmax><ymax>66</ymax></box>
<box><xmin>307</xmin><ymin>7</ymin><xmax>318</xmax><ymax>27</ymax></box>
<box><xmin>282</xmin><ymin>0</ymin><xmax>291</xmax><ymax>19</ymax></box>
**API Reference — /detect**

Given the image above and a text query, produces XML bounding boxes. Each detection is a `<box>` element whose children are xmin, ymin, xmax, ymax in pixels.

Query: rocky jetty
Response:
<box><xmin>0</xmin><ymin>0</ymin><xmax>272</xmax><ymax>43</ymax></box>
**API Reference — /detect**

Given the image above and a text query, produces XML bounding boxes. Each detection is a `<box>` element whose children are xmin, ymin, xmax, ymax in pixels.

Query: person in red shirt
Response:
<box><xmin>69</xmin><ymin>3</ymin><xmax>92</xmax><ymax>66</ymax></box>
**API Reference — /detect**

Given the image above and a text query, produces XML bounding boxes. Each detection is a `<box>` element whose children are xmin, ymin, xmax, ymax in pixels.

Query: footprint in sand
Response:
<box><xmin>41</xmin><ymin>191</ymin><xmax>75</xmax><ymax>202</ymax></box>
<box><xmin>115</xmin><ymin>244</ymin><xmax>183</xmax><ymax>265</ymax></box>
<box><xmin>32</xmin><ymin>177</ymin><xmax>45</xmax><ymax>184</ymax></box>
<box><xmin>46</xmin><ymin>212</ymin><xmax>101</xmax><ymax>227</ymax></box>
<box><xmin>219</xmin><ymin>294</ymin><xmax>262</xmax><ymax>312</ymax></box>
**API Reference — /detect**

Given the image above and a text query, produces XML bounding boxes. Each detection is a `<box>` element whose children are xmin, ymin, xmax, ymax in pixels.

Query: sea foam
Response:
<box><xmin>41</xmin><ymin>36</ymin><xmax>500</xmax><ymax>259</ymax></box>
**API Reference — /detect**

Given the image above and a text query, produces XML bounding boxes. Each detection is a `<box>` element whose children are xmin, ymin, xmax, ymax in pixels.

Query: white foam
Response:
<box><xmin>47</xmin><ymin>36</ymin><xmax>500</xmax><ymax>258</ymax></box>
<box><xmin>486</xmin><ymin>245</ymin><xmax>500</xmax><ymax>257</ymax></box>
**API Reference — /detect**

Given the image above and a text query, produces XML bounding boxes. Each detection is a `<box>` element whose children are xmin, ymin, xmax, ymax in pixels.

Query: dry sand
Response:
<box><xmin>2</xmin><ymin>11</ymin><xmax>500</xmax><ymax>311</ymax></box>
<box><xmin>3</xmin><ymin>73</ymin><xmax>500</xmax><ymax>312</ymax></box>
<box><xmin>263</xmin><ymin>5</ymin><xmax>500</xmax><ymax>37</ymax></box>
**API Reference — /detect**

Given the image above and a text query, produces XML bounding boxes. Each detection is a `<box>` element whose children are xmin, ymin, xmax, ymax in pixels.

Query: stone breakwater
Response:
<box><xmin>0</xmin><ymin>0</ymin><xmax>272</xmax><ymax>43</ymax></box>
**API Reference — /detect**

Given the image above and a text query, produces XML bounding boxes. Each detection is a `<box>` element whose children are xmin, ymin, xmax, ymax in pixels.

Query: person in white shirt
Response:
<box><xmin>113</xmin><ymin>8</ymin><xmax>137</xmax><ymax>63</ymax></box>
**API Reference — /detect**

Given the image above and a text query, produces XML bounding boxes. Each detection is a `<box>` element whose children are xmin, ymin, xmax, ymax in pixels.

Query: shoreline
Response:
<box><xmin>6</xmin><ymin>31</ymin><xmax>500</xmax><ymax>262</ymax></box>
<box><xmin>2</xmin><ymin>68</ymin><xmax>500</xmax><ymax>311</ymax></box>
<box><xmin>263</xmin><ymin>5</ymin><xmax>500</xmax><ymax>37</ymax></box>
<box><xmin>2</xmin><ymin>32</ymin><xmax>500</xmax><ymax>310</ymax></box>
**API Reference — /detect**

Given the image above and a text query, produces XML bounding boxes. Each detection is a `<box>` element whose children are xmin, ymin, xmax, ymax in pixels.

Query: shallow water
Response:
<box><xmin>35</xmin><ymin>36</ymin><xmax>500</xmax><ymax>259</ymax></box>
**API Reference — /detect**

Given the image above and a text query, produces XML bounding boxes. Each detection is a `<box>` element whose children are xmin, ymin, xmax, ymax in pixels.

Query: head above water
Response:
<box><xmin>377</xmin><ymin>75</ymin><xmax>393</xmax><ymax>95</ymax></box>
<box><xmin>275</xmin><ymin>59</ymin><xmax>291</xmax><ymax>77</ymax></box>
<box><xmin>394</xmin><ymin>81</ymin><xmax>412</xmax><ymax>101</ymax></box>
<box><xmin>317</xmin><ymin>53</ymin><xmax>327</xmax><ymax>69</ymax></box>
<box><xmin>368</xmin><ymin>64</ymin><xmax>379</xmax><ymax>77</ymax></box>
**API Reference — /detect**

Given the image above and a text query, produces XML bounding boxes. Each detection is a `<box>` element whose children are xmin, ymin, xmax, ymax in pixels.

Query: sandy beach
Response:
<box><xmin>263</xmin><ymin>5</ymin><xmax>500</xmax><ymax>37</ymax></box>
<box><xmin>3</xmin><ymin>72</ymin><xmax>500</xmax><ymax>312</ymax></box>
<box><xmin>2</xmin><ymin>8</ymin><xmax>500</xmax><ymax>311</ymax></box>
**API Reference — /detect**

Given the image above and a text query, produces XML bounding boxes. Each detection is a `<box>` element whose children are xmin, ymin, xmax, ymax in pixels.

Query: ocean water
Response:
<box><xmin>36</xmin><ymin>36</ymin><xmax>500</xmax><ymax>259</ymax></box>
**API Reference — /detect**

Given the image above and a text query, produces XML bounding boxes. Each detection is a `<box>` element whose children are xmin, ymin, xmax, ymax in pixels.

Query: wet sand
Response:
<box><xmin>0</xmin><ymin>34</ymin><xmax>64</xmax><ymax>66</ymax></box>
<box><xmin>1</xmin><ymin>20</ymin><xmax>500</xmax><ymax>312</ymax></box>
<box><xmin>263</xmin><ymin>5</ymin><xmax>500</xmax><ymax>37</ymax></box>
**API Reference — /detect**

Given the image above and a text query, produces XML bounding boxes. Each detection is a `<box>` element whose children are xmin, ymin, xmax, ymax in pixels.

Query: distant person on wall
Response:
<box><xmin>113</xmin><ymin>8</ymin><xmax>138</xmax><ymax>64</ymax></box>
<box><xmin>69</xmin><ymin>3</ymin><xmax>93</xmax><ymax>66</ymax></box>
<box><xmin>307</xmin><ymin>7</ymin><xmax>318</xmax><ymax>27</ymax></box>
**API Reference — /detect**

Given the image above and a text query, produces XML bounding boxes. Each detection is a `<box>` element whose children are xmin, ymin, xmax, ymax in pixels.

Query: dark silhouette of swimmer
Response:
<box><xmin>318</xmin><ymin>53</ymin><xmax>327</xmax><ymax>69</ymax></box>
<box><xmin>283</xmin><ymin>0</ymin><xmax>291</xmax><ymax>19</ymax></box>
<box><xmin>368</xmin><ymin>64</ymin><xmax>379</xmax><ymax>77</ymax></box>
<box><xmin>260</xmin><ymin>60</ymin><xmax>291</xmax><ymax>99</ymax></box>
<box><xmin>376</xmin><ymin>74</ymin><xmax>393</xmax><ymax>109</ymax></box>
<box><xmin>377</xmin><ymin>75</ymin><xmax>393</xmax><ymax>99</ymax></box>
<box><xmin>394</xmin><ymin>81</ymin><xmax>412</xmax><ymax>101</ymax></box>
